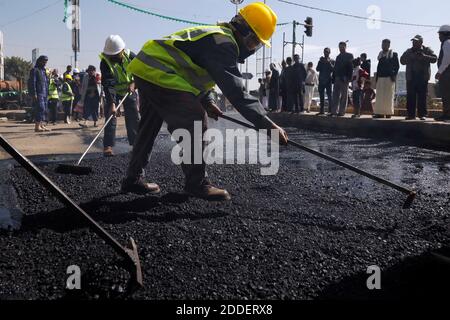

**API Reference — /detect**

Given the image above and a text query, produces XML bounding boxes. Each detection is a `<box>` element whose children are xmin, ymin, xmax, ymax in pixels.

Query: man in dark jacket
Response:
<box><xmin>435</xmin><ymin>25</ymin><xmax>450</xmax><ymax>121</ymax></box>
<box><xmin>279</xmin><ymin>60</ymin><xmax>288</xmax><ymax>112</ymax></box>
<box><xmin>316</xmin><ymin>47</ymin><xmax>335</xmax><ymax>115</ymax></box>
<box><xmin>400</xmin><ymin>35</ymin><xmax>437</xmax><ymax>120</ymax></box>
<box><xmin>284</xmin><ymin>57</ymin><xmax>296</xmax><ymax>112</ymax></box>
<box><xmin>291</xmin><ymin>54</ymin><xmax>307</xmax><ymax>113</ymax></box>
<box><xmin>268</xmin><ymin>63</ymin><xmax>280</xmax><ymax>111</ymax></box>
<box><xmin>331</xmin><ymin>42</ymin><xmax>354</xmax><ymax>116</ymax></box>
<box><xmin>28</xmin><ymin>55</ymin><xmax>50</xmax><ymax>132</ymax></box>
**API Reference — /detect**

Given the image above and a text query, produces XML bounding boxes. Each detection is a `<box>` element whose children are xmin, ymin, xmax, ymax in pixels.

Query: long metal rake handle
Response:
<box><xmin>219</xmin><ymin>114</ymin><xmax>416</xmax><ymax>208</ymax></box>
<box><xmin>77</xmin><ymin>93</ymin><xmax>129</xmax><ymax>166</ymax></box>
<box><xmin>0</xmin><ymin>134</ymin><xmax>142</xmax><ymax>286</ymax></box>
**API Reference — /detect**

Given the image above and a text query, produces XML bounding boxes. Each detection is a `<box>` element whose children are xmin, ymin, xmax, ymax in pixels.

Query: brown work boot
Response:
<box><xmin>121</xmin><ymin>177</ymin><xmax>160</xmax><ymax>195</ymax></box>
<box><xmin>103</xmin><ymin>147</ymin><xmax>114</xmax><ymax>157</ymax></box>
<box><xmin>185</xmin><ymin>182</ymin><xmax>231</xmax><ymax>201</ymax></box>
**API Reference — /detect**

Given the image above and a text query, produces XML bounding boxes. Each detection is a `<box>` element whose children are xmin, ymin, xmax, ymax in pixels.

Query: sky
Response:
<box><xmin>0</xmin><ymin>0</ymin><xmax>448</xmax><ymax>89</ymax></box>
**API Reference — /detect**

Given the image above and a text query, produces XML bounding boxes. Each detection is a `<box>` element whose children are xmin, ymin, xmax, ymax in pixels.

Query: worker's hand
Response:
<box><xmin>128</xmin><ymin>82</ymin><xmax>136</xmax><ymax>93</ymax></box>
<box><xmin>271</xmin><ymin>123</ymin><xmax>289</xmax><ymax>146</ymax></box>
<box><xmin>436</xmin><ymin>73</ymin><xmax>441</xmax><ymax>80</ymax></box>
<box><xmin>110</xmin><ymin>103</ymin><xmax>117</xmax><ymax>116</ymax></box>
<box><xmin>203</xmin><ymin>101</ymin><xmax>223</xmax><ymax>120</ymax></box>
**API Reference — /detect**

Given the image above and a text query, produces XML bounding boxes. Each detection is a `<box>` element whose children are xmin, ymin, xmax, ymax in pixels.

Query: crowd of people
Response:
<box><xmin>257</xmin><ymin>27</ymin><xmax>450</xmax><ymax>122</ymax></box>
<box><xmin>28</xmin><ymin>58</ymin><xmax>104</xmax><ymax>132</ymax></box>
<box><xmin>26</xmin><ymin>27</ymin><xmax>450</xmax><ymax>152</ymax></box>
<box><xmin>27</xmin><ymin>35</ymin><xmax>140</xmax><ymax>157</ymax></box>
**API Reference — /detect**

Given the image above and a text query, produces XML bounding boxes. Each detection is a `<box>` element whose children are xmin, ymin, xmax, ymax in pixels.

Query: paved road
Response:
<box><xmin>1</xmin><ymin>118</ymin><xmax>449</xmax><ymax>300</ymax></box>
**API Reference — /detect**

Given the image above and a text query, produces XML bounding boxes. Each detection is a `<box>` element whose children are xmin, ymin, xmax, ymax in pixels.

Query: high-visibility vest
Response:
<box><xmin>99</xmin><ymin>49</ymin><xmax>133</xmax><ymax>96</ymax></box>
<box><xmin>127</xmin><ymin>26</ymin><xmax>239</xmax><ymax>96</ymax></box>
<box><xmin>61</xmin><ymin>82</ymin><xmax>74</xmax><ymax>102</ymax></box>
<box><xmin>48</xmin><ymin>78</ymin><xmax>59</xmax><ymax>100</ymax></box>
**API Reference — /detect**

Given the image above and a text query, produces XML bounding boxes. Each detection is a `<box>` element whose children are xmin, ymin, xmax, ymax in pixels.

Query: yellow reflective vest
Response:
<box><xmin>61</xmin><ymin>81</ymin><xmax>73</xmax><ymax>102</ymax></box>
<box><xmin>48</xmin><ymin>78</ymin><xmax>59</xmax><ymax>100</ymax></box>
<box><xmin>127</xmin><ymin>25</ymin><xmax>239</xmax><ymax>96</ymax></box>
<box><xmin>99</xmin><ymin>49</ymin><xmax>133</xmax><ymax>96</ymax></box>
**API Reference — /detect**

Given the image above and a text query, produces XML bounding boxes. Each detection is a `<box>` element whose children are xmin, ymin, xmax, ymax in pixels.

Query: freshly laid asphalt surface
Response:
<box><xmin>1</xmin><ymin>117</ymin><xmax>450</xmax><ymax>300</ymax></box>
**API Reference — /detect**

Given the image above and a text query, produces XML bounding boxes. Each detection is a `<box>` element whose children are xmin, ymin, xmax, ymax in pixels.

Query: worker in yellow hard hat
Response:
<box><xmin>61</xmin><ymin>74</ymin><xmax>74</xmax><ymax>124</ymax></box>
<box><xmin>121</xmin><ymin>2</ymin><xmax>288</xmax><ymax>201</ymax></box>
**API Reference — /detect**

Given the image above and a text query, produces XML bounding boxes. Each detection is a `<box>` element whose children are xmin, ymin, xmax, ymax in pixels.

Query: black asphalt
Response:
<box><xmin>1</xmin><ymin>123</ymin><xmax>449</xmax><ymax>300</ymax></box>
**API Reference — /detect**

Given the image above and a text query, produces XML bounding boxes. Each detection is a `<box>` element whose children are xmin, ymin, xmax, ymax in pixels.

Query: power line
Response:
<box><xmin>106</xmin><ymin>0</ymin><xmax>290</xmax><ymax>26</ymax></box>
<box><xmin>0</xmin><ymin>0</ymin><xmax>63</xmax><ymax>28</ymax></box>
<box><xmin>277</xmin><ymin>0</ymin><xmax>441</xmax><ymax>28</ymax></box>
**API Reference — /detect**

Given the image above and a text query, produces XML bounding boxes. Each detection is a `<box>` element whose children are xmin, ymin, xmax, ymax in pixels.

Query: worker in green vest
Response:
<box><xmin>61</xmin><ymin>74</ymin><xmax>74</xmax><ymax>124</ymax></box>
<box><xmin>100</xmin><ymin>35</ymin><xmax>140</xmax><ymax>157</ymax></box>
<box><xmin>121</xmin><ymin>2</ymin><xmax>288</xmax><ymax>200</ymax></box>
<box><xmin>47</xmin><ymin>69</ymin><xmax>60</xmax><ymax>125</ymax></box>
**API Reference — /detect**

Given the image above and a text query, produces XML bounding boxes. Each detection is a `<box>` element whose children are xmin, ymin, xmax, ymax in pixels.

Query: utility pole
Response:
<box><xmin>0</xmin><ymin>31</ymin><xmax>4</xmax><ymax>81</ymax></box>
<box><xmin>72</xmin><ymin>0</ymin><xmax>80</xmax><ymax>69</ymax></box>
<box><xmin>283</xmin><ymin>19</ymin><xmax>311</xmax><ymax>62</ymax></box>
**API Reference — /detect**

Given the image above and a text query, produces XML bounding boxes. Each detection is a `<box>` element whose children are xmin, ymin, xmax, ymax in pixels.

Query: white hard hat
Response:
<box><xmin>439</xmin><ymin>25</ymin><xmax>450</xmax><ymax>33</ymax></box>
<box><xmin>73</xmin><ymin>68</ymin><xmax>80</xmax><ymax>74</ymax></box>
<box><xmin>103</xmin><ymin>35</ymin><xmax>126</xmax><ymax>55</ymax></box>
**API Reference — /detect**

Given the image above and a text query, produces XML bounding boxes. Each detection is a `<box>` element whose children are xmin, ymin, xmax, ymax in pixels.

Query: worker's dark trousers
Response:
<box><xmin>48</xmin><ymin>99</ymin><xmax>59</xmax><ymax>123</ymax></box>
<box><xmin>440</xmin><ymin>68</ymin><xmax>450</xmax><ymax>116</ymax></box>
<box><xmin>406</xmin><ymin>79</ymin><xmax>428</xmax><ymax>118</ymax></box>
<box><xmin>62</xmin><ymin>101</ymin><xmax>72</xmax><ymax>119</ymax></box>
<box><xmin>125</xmin><ymin>77</ymin><xmax>208</xmax><ymax>188</ymax></box>
<box><xmin>104</xmin><ymin>93</ymin><xmax>140</xmax><ymax>148</ymax></box>
<box><xmin>318</xmin><ymin>81</ymin><xmax>333</xmax><ymax>114</ymax></box>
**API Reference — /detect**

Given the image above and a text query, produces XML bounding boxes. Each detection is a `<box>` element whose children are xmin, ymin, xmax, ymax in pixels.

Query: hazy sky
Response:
<box><xmin>1</xmin><ymin>0</ymin><xmax>448</xmax><ymax>88</ymax></box>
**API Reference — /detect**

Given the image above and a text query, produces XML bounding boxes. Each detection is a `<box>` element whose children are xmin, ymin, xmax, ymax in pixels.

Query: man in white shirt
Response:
<box><xmin>303</xmin><ymin>62</ymin><xmax>319</xmax><ymax>113</ymax></box>
<box><xmin>436</xmin><ymin>25</ymin><xmax>450</xmax><ymax>121</ymax></box>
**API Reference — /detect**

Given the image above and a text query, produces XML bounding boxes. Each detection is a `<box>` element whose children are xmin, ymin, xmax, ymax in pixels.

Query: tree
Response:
<box><xmin>4</xmin><ymin>56</ymin><xmax>33</xmax><ymax>85</ymax></box>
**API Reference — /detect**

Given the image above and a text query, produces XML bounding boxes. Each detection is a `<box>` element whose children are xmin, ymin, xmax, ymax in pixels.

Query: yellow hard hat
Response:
<box><xmin>65</xmin><ymin>74</ymin><xmax>73</xmax><ymax>81</ymax></box>
<box><xmin>239</xmin><ymin>2</ymin><xmax>277</xmax><ymax>47</ymax></box>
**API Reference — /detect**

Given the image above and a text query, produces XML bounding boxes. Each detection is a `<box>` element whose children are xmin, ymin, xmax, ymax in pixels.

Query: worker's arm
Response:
<box><xmin>422</xmin><ymin>47</ymin><xmax>438</xmax><ymax>64</ymax></box>
<box><xmin>400</xmin><ymin>49</ymin><xmax>411</xmax><ymax>65</ymax></box>
<box><xmin>198</xmin><ymin>40</ymin><xmax>274</xmax><ymax>130</ymax></box>
<box><xmin>100</xmin><ymin>59</ymin><xmax>117</xmax><ymax>107</ymax></box>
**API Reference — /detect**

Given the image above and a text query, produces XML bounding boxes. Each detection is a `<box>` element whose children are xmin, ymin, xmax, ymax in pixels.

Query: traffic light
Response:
<box><xmin>304</xmin><ymin>17</ymin><xmax>313</xmax><ymax>37</ymax></box>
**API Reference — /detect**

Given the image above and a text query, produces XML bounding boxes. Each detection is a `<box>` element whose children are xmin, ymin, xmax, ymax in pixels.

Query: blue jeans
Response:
<box><xmin>104</xmin><ymin>93</ymin><xmax>140</xmax><ymax>148</ymax></box>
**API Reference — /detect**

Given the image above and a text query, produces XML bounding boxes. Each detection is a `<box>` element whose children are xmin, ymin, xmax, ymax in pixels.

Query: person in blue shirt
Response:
<box><xmin>28</xmin><ymin>55</ymin><xmax>50</xmax><ymax>132</ymax></box>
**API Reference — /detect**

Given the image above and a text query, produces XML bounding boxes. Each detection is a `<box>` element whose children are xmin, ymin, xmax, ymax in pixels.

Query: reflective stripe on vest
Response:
<box><xmin>61</xmin><ymin>82</ymin><xmax>73</xmax><ymax>102</ymax></box>
<box><xmin>48</xmin><ymin>79</ymin><xmax>59</xmax><ymax>100</ymax></box>
<box><xmin>99</xmin><ymin>49</ymin><xmax>133</xmax><ymax>96</ymax></box>
<box><xmin>127</xmin><ymin>26</ymin><xmax>239</xmax><ymax>96</ymax></box>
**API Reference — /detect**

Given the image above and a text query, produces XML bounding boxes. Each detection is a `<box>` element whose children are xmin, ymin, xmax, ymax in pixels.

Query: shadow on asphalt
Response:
<box><xmin>19</xmin><ymin>192</ymin><xmax>229</xmax><ymax>233</ymax></box>
<box><xmin>315</xmin><ymin>248</ymin><xmax>450</xmax><ymax>300</ymax></box>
